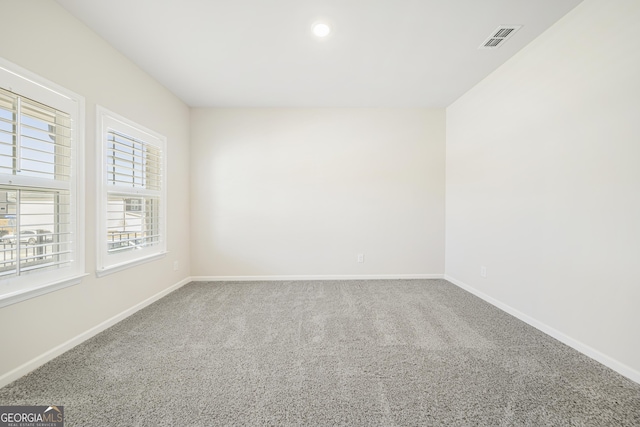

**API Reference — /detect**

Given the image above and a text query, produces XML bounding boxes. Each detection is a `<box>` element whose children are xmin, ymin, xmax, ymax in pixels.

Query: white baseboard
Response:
<box><xmin>444</xmin><ymin>275</ymin><xmax>640</xmax><ymax>385</ymax></box>
<box><xmin>0</xmin><ymin>276</ymin><xmax>192</xmax><ymax>389</ymax></box>
<box><xmin>192</xmin><ymin>274</ymin><xmax>444</xmax><ymax>282</ymax></box>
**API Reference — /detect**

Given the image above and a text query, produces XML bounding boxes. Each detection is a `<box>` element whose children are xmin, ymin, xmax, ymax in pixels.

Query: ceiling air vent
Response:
<box><xmin>479</xmin><ymin>25</ymin><xmax>522</xmax><ymax>49</ymax></box>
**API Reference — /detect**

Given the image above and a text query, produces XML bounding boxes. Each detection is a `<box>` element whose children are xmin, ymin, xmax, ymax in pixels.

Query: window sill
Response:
<box><xmin>96</xmin><ymin>251</ymin><xmax>167</xmax><ymax>278</ymax></box>
<box><xmin>0</xmin><ymin>273</ymin><xmax>89</xmax><ymax>308</ymax></box>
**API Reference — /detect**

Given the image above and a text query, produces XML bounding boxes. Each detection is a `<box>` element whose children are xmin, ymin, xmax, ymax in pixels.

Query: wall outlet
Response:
<box><xmin>357</xmin><ymin>253</ymin><xmax>365</xmax><ymax>263</ymax></box>
<box><xmin>480</xmin><ymin>266</ymin><xmax>487</xmax><ymax>278</ymax></box>
<box><xmin>173</xmin><ymin>261</ymin><xmax>180</xmax><ymax>271</ymax></box>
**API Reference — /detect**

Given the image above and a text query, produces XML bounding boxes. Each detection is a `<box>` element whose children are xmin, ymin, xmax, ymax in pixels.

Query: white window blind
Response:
<box><xmin>106</xmin><ymin>130</ymin><xmax>162</xmax><ymax>254</ymax></box>
<box><xmin>0</xmin><ymin>88</ymin><xmax>74</xmax><ymax>277</ymax></box>
<box><xmin>0</xmin><ymin>188</ymin><xmax>72</xmax><ymax>278</ymax></box>
<box><xmin>0</xmin><ymin>58</ymin><xmax>84</xmax><ymax>307</ymax></box>
<box><xmin>0</xmin><ymin>89</ymin><xmax>72</xmax><ymax>184</ymax></box>
<box><xmin>97</xmin><ymin>107</ymin><xmax>166</xmax><ymax>275</ymax></box>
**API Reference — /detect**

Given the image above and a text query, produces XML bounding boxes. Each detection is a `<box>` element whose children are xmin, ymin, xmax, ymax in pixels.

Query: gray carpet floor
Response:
<box><xmin>1</xmin><ymin>279</ymin><xmax>639</xmax><ymax>426</ymax></box>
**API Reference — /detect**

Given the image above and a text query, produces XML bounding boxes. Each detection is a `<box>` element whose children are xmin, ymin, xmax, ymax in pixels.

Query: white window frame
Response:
<box><xmin>0</xmin><ymin>57</ymin><xmax>85</xmax><ymax>308</ymax></box>
<box><xmin>96</xmin><ymin>106</ymin><xmax>167</xmax><ymax>276</ymax></box>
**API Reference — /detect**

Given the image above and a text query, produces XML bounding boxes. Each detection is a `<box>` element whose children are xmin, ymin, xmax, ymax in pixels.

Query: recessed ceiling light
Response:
<box><xmin>312</xmin><ymin>23</ymin><xmax>331</xmax><ymax>38</ymax></box>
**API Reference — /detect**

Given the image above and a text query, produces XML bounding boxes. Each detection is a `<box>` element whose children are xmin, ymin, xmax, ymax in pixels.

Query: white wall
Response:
<box><xmin>0</xmin><ymin>1</ymin><xmax>191</xmax><ymax>383</ymax></box>
<box><xmin>191</xmin><ymin>108</ymin><xmax>445</xmax><ymax>278</ymax></box>
<box><xmin>446</xmin><ymin>0</ymin><xmax>640</xmax><ymax>380</ymax></box>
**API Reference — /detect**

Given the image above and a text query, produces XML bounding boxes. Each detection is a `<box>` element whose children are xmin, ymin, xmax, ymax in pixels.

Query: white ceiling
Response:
<box><xmin>55</xmin><ymin>0</ymin><xmax>583</xmax><ymax>107</ymax></box>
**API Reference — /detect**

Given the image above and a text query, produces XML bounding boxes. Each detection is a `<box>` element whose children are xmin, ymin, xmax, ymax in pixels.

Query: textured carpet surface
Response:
<box><xmin>1</xmin><ymin>279</ymin><xmax>639</xmax><ymax>426</ymax></box>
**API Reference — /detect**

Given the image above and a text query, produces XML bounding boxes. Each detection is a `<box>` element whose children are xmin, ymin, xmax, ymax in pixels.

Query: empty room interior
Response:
<box><xmin>0</xmin><ymin>0</ymin><xmax>639</xmax><ymax>425</ymax></box>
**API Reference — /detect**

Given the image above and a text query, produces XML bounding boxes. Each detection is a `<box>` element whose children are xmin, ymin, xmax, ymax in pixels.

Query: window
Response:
<box><xmin>96</xmin><ymin>107</ymin><xmax>166</xmax><ymax>275</ymax></box>
<box><xmin>0</xmin><ymin>58</ymin><xmax>85</xmax><ymax>307</ymax></box>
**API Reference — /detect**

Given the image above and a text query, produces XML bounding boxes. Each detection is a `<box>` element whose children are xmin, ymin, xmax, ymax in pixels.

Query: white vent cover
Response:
<box><xmin>479</xmin><ymin>25</ymin><xmax>522</xmax><ymax>49</ymax></box>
